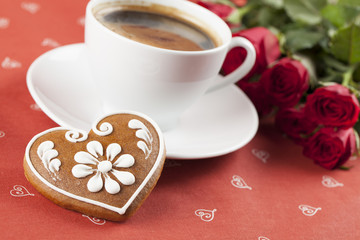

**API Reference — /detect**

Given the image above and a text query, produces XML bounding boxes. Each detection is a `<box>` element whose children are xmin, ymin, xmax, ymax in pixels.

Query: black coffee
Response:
<box><xmin>94</xmin><ymin>3</ymin><xmax>218</xmax><ymax>51</ymax></box>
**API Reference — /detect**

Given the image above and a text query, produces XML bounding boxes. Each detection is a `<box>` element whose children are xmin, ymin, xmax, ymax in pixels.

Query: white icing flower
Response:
<box><xmin>72</xmin><ymin>141</ymin><xmax>135</xmax><ymax>194</ymax></box>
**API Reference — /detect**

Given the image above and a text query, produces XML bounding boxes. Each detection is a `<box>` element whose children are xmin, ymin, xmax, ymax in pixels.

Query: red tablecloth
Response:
<box><xmin>1</xmin><ymin>0</ymin><xmax>360</xmax><ymax>239</ymax></box>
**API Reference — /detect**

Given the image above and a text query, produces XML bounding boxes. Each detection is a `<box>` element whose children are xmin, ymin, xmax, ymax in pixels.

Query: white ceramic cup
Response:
<box><xmin>85</xmin><ymin>0</ymin><xmax>256</xmax><ymax>131</ymax></box>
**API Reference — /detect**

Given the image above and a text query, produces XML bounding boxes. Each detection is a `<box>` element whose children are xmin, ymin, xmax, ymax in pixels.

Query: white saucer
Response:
<box><xmin>27</xmin><ymin>43</ymin><xmax>259</xmax><ymax>159</ymax></box>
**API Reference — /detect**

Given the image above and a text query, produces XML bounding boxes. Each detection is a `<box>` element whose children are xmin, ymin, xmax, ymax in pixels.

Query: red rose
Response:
<box><xmin>222</xmin><ymin>27</ymin><xmax>281</xmax><ymax>81</ymax></box>
<box><xmin>275</xmin><ymin>107</ymin><xmax>317</xmax><ymax>145</ymax></box>
<box><xmin>195</xmin><ymin>1</ymin><xmax>235</xmax><ymax>19</ymax></box>
<box><xmin>260</xmin><ymin>58</ymin><xmax>309</xmax><ymax>108</ymax></box>
<box><xmin>304</xmin><ymin>84</ymin><xmax>360</xmax><ymax>129</ymax></box>
<box><xmin>231</xmin><ymin>0</ymin><xmax>247</xmax><ymax>7</ymax></box>
<box><xmin>303</xmin><ymin>128</ymin><xmax>356</xmax><ymax>170</ymax></box>
<box><xmin>238</xmin><ymin>81</ymin><xmax>273</xmax><ymax>117</ymax></box>
<box><xmin>192</xmin><ymin>0</ymin><xmax>239</xmax><ymax>28</ymax></box>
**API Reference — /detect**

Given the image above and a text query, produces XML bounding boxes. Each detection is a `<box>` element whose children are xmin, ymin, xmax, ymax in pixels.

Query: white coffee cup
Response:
<box><xmin>85</xmin><ymin>0</ymin><xmax>256</xmax><ymax>131</ymax></box>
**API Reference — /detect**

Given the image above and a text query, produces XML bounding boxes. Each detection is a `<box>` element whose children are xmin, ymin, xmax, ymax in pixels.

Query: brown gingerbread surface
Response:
<box><xmin>24</xmin><ymin>112</ymin><xmax>166</xmax><ymax>221</ymax></box>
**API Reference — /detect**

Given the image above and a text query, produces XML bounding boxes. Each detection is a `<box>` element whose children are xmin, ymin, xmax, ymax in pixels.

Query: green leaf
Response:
<box><xmin>261</xmin><ymin>0</ymin><xmax>284</xmax><ymax>9</ymax></box>
<box><xmin>257</xmin><ymin>7</ymin><xmax>289</xmax><ymax>28</ymax></box>
<box><xmin>330</xmin><ymin>23</ymin><xmax>360</xmax><ymax>64</ymax></box>
<box><xmin>338</xmin><ymin>0</ymin><xmax>360</xmax><ymax>8</ymax></box>
<box><xmin>285</xmin><ymin>29</ymin><xmax>323</xmax><ymax>52</ymax></box>
<box><xmin>323</xmin><ymin>55</ymin><xmax>350</xmax><ymax>72</ymax></box>
<box><xmin>214</xmin><ymin>0</ymin><xmax>236</xmax><ymax>7</ymax></box>
<box><xmin>353</xmin><ymin>64</ymin><xmax>360</xmax><ymax>82</ymax></box>
<box><xmin>283</xmin><ymin>0</ymin><xmax>327</xmax><ymax>25</ymax></box>
<box><xmin>321</xmin><ymin>4</ymin><xmax>360</xmax><ymax>28</ymax></box>
<box><xmin>342</xmin><ymin>65</ymin><xmax>355</xmax><ymax>86</ymax></box>
<box><xmin>354</xmin><ymin>126</ymin><xmax>360</xmax><ymax>153</ymax></box>
<box><xmin>227</xmin><ymin>4</ymin><xmax>254</xmax><ymax>24</ymax></box>
<box><xmin>227</xmin><ymin>8</ymin><xmax>242</xmax><ymax>24</ymax></box>
<box><xmin>338</xmin><ymin>165</ymin><xmax>352</xmax><ymax>170</ymax></box>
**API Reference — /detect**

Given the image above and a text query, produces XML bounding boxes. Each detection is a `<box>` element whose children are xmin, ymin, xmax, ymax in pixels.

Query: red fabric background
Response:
<box><xmin>1</xmin><ymin>0</ymin><xmax>360</xmax><ymax>239</ymax></box>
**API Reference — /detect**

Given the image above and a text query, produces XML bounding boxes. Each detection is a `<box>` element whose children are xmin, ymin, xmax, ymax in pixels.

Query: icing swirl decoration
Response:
<box><xmin>128</xmin><ymin>119</ymin><xmax>153</xmax><ymax>159</ymax></box>
<box><xmin>92</xmin><ymin>122</ymin><xmax>113</xmax><ymax>136</ymax></box>
<box><xmin>65</xmin><ymin>130</ymin><xmax>88</xmax><ymax>143</ymax></box>
<box><xmin>37</xmin><ymin>141</ymin><xmax>61</xmax><ymax>181</ymax></box>
<box><xmin>72</xmin><ymin>141</ymin><xmax>135</xmax><ymax>194</ymax></box>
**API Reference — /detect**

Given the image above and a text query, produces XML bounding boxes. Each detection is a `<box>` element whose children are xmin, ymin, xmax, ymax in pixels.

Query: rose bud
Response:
<box><xmin>305</xmin><ymin>84</ymin><xmax>360</xmax><ymax>129</ymax></box>
<box><xmin>222</xmin><ymin>27</ymin><xmax>281</xmax><ymax>81</ymax></box>
<box><xmin>260</xmin><ymin>58</ymin><xmax>309</xmax><ymax>108</ymax></box>
<box><xmin>275</xmin><ymin>107</ymin><xmax>317</xmax><ymax>145</ymax></box>
<box><xmin>303</xmin><ymin>128</ymin><xmax>356</xmax><ymax>170</ymax></box>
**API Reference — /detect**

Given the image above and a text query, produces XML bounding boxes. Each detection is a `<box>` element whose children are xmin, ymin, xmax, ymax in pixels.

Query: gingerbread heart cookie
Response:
<box><xmin>24</xmin><ymin>112</ymin><xmax>166</xmax><ymax>221</ymax></box>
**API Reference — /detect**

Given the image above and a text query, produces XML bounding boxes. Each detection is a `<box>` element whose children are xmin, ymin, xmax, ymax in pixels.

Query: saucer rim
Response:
<box><xmin>166</xmin><ymin>86</ymin><xmax>259</xmax><ymax>160</ymax></box>
<box><xmin>27</xmin><ymin>43</ymin><xmax>259</xmax><ymax>160</ymax></box>
<box><xmin>27</xmin><ymin>43</ymin><xmax>88</xmax><ymax>130</ymax></box>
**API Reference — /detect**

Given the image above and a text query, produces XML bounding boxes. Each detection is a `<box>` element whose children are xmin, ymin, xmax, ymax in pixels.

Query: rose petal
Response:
<box><xmin>111</xmin><ymin>169</ymin><xmax>135</xmax><ymax>185</ymax></box>
<box><xmin>87</xmin><ymin>172</ymin><xmax>103</xmax><ymax>192</ymax></box>
<box><xmin>106</xmin><ymin>143</ymin><xmax>121</xmax><ymax>162</ymax></box>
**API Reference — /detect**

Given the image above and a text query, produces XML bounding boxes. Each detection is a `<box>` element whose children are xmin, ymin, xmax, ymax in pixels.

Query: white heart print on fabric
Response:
<box><xmin>164</xmin><ymin>160</ymin><xmax>181</xmax><ymax>168</ymax></box>
<box><xmin>77</xmin><ymin>16</ymin><xmax>85</xmax><ymax>26</ymax></box>
<box><xmin>30</xmin><ymin>103</ymin><xmax>42</xmax><ymax>111</ymax></box>
<box><xmin>41</xmin><ymin>38</ymin><xmax>60</xmax><ymax>48</ymax></box>
<box><xmin>322</xmin><ymin>175</ymin><xmax>344</xmax><ymax>188</ymax></box>
<box><xmin>298</xmin><ymin>205</ymin><xmax>321</xmax><ymax>216</ymax></box>
<box><xmin>258</xmin><ymin>237</ymin><xmax>270</xmax><ymax>240</ymax></box>
<box><xmin>82</xmin><ymin>214</ymin><xmax>106</xmax><ymax>225</ymax></box>
<box><xmin>0</xmin><ymin>17</ymin><xmax>9</xmax><ymax>29</ymax></box>
<box><xmin>195</xmin><ymin>209</ymin><xmax>217</xmax><ymax>222</ymax></box>
<box><xmin>21</xmin><ymin>2</ymin><xmax>40</xmax><ymax>14</ymax></box>
<box><xmin>251</xmin><ymin>149</ymin><xmax>269</xmax><ymax>163</ymax></box>
<box><xmin>10</xmin><ymin>185</ymin><xmax>35</xmax><ymax>197</ymax></box>
<box><xmin>1</xmin><ymin>57</ymin><xmax>21</xmax><ymax>69</ymax></box>
<box><xmin>231</xmin><ymin>175</ymin><xmax>252</xmax><ymax>190</ymax></box>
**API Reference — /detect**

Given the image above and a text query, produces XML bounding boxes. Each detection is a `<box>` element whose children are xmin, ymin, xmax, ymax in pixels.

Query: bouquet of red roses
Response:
<box><xmin>192</xmin><ymin>0</ymin><xmax>360</xmax><ymax>170</ymax></box>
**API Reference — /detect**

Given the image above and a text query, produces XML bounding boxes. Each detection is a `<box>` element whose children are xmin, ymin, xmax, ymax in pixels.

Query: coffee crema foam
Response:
<box><xmin>93</xmin><ymin>3</ymin><xmax>219</xmax><ymax>51</ymax></box>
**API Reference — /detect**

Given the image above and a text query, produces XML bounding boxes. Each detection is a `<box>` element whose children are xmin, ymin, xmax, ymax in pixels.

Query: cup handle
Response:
<box><xmin>206</xmin><ymin>36</ymin><xmax>256</xmax><ymax>93</ymax></box>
